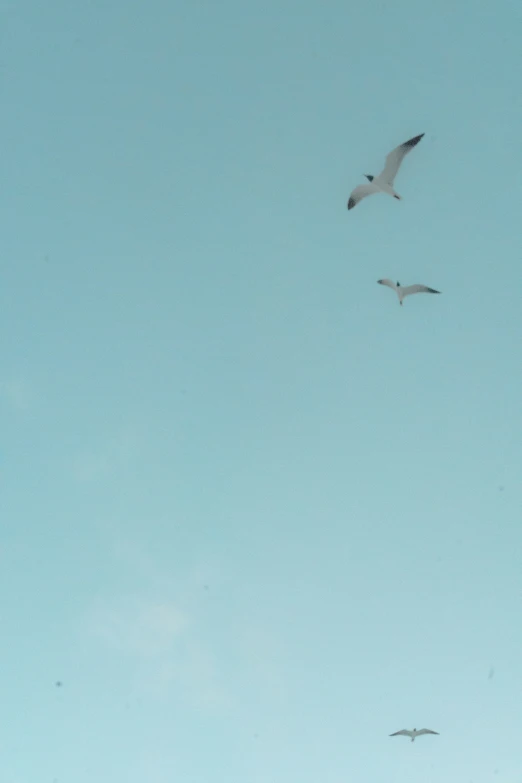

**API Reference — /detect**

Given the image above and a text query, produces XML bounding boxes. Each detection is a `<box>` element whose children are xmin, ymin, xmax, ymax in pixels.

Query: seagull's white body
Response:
<box><xmin>347</xmin><ymin>133</ymin><xmax>424</xmax><ymax>210</ymax></box>
<box><xmin>377</xmin><ymin>278</ymin><xmax>441</xmax><ymax>306</ymax></box>
<box><xmin>390</xmin><ymin>728</ymin><xmax>439</xmax><ymax>743</ymax></box>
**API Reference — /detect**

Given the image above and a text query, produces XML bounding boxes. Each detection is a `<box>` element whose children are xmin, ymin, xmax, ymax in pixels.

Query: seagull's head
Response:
<box><xmin>365</xmin><ymin>174</ymin><xmax>374</xmax><ymax>182</ymax></box>
<box><xmin>396</xmin><ymin>281</ymin><xmax>400</xmax><ymax>287</ymax></box>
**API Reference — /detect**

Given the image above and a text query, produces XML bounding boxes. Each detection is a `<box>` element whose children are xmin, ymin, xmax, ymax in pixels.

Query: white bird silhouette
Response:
<box><xmin>377</xmin><ymin>278</ymin><xmax>441</xmax><ymax>306</ymax></box>
<box><xmin>390</xmin><ymin>728</ymin><xmax>439</xmax><ymax>742</ymax></box>
<box><xmin>347</xmin><ymin>133</ymin><xmax>424</xmax><ymax>210</ymax></box>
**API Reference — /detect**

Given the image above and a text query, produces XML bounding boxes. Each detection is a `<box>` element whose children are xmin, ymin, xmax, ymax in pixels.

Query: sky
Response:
<box><xmin>0</xmin><ymin>0</ymin><xmax>521</xmax><ymax>781</ymax></box>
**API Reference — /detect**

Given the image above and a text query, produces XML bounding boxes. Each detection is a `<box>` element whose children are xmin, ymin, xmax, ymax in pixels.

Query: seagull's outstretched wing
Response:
<box><xmin>390</xmin><ymin>730</ymin><xmax>412</xmax><ymax>737</ymax></box>
<box><xmin>347</xmin><ymin>183</ymin><xmax>380</xmax><ymax>210</ymax></box>
<box><xmin>401</xmin><ymin>284</ymin><xmax>441</xmax><ymax>298</ymax></box>
<box><xmin>416</xmin><ymin>729</ymin><xmax>439</xmax><ymax>736</ymax></box>
<box><xmin>377</xmin><ymin>134</ymin><xmax>424</xmax><ymax>186</ymax></box>
<box><xmin>377</xmin><ymin>278</ymin><xmax>397</xmax><ymax>291</ymax></box>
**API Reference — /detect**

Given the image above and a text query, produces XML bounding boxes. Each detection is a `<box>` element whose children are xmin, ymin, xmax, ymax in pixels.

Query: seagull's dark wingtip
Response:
<box><xmin>347</xmin><ymin>198</ymin><xmax>356</xmax><ymax>210</ymax></box>
<box><xmin>405</xmin><ymin>133</ymin><xmax>425</xmax><ymax>148</ymax></box>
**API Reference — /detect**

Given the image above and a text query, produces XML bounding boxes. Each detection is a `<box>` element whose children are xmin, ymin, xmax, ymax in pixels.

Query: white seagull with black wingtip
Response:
<box><xmin>390</xmin><ymin>728</ymin><xmax>439</xmax><ymax>743</ymax></box>
<box><xmin>377</xmin><ymin>279</ymin><xmax>441</xmax><ymax>306</ymax></box>
<box><xmin>347</xmin><ymin>133</ymin><xmax>424</xmax><ymax>210</ymax></box>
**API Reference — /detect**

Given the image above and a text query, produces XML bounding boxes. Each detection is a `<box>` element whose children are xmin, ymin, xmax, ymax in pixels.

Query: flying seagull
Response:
<box><xmin>377</xmin><ymin>279</ymin><xmax>440</xmax><ymax>306</ymax></box>
<box><xmin>347</xmin><ymin>133</ymin><xmax>424</xmax><ymax>210</ymax></box>
<box><xmin>390</xmin><ymin>728</ymin><xmax>439</xmax><ymax>742</ymax></box>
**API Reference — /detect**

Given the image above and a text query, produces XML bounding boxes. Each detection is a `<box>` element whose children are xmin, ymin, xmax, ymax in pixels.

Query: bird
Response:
<box><xmin>390</xmin><ymin>728</ymin><xmax>439</xmax><ymax>742</ymax></box>
<box><xmin>377</xmin><ymin>279</ymin><xmax>440</xmax><ymax>306</ymax></box>
<box><xmin>347</xmin><ymin>133</ymin><xmax>424</xmax><ymax>210</ymax></box>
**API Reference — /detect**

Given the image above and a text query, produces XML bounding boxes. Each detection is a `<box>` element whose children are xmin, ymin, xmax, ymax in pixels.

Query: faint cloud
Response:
<box><xmin>240</xmin><ymin>624</ymin><xmax>289</xmax><ymax>707</ymax></box>
<box><xmin>177</xmin><ymin>640</ymin><xmax>230</xmax><ymax>709</ymax></box>
<box><xmin>107</xmin><ymin>535</ymin><xmax>179</xmax><ymax>593</ymax></box>
<box><xmin>72</xmin><ymin>429</ymin><xmax>138</xmax><ymax>482</ymax></box>
<box><xmin>146</xmin><ymin>638</ymin><xmax>230</xmax><ymax>709</ymax></box>
<box><xmin>107</xmin><ymin>530</ymin><xmax>221</xmax><ymax>599</ymax></box>
<box><xmin>0</xmin><ymin>378</ymin><xmax>33</xmax><ymax>411</ymax></box>
<box><xmin>88</xmin><ymin>596</ymin><xmax>186</xmax><ymax>657</ymax></box>
<box><xmin>85</xmin><ymin>592</ymin><xmax>232</xmax><ymax>711</ymax></box>
<box><xmin>82</xmin><ymin>526</ymin><xmax>231</xmax><ymax>711</ymax></box>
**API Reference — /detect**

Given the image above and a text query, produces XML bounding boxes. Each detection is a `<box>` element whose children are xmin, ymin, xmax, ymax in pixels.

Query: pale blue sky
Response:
<box><xmin>1</xmin><ymin>0</ymin><xmax>521</xmax><ymax>781</ymax></box>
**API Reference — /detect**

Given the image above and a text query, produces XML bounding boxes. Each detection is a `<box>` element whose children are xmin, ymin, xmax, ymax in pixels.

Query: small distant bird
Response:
<box><xmin>377</xmin><ymin>279</ymin><xmax>441</xmax><ymax>306</ymax></box>
<box><xmin>390</xmin><ymin>728</ymin><xmax>439</xmax><ymax>742</ymax></box>
<box><xmin>347</xmin><ymin>133</ymin><xmax>424</xmax><ymax>210</ymax></box>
